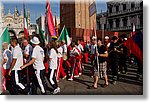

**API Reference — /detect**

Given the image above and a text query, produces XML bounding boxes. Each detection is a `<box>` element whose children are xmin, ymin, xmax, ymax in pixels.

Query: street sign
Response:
<box><xmin>89</xmin><ymin>1</ymin><xmax>97</xmax><ymax>17</ymax></box>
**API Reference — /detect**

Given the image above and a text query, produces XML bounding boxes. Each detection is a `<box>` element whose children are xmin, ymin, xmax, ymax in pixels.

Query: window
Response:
<box><xmin>109</xmin><ymin>7</ymin><xmax>112</xmax><ymax>13</ymax></box>
<box><xmin>140</xmin><ymin>1</ymin><xmax>143</xmax><ymax>7</ymax></box>
<box><xmin>123</xmin><ymin>4</ymin><xmax>126</xmax><ymax>11</ymax></box>
<box><xmin>131</xmin><ymin>3</ymin><xmax>135</xmax><ymax>9</ymax></box>
<box><xmin>116</xmin><ymin>5</ymin><xmax>119</xmax><ymax>12</ymax></box>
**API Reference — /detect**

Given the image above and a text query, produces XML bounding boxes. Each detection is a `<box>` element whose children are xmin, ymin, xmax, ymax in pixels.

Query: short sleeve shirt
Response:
<box><xmin>48</xmin><ymin>48</ymin><xmax>58</xmax><ymax>69</ymax></box>
<box><xmin>3</xmin><ymin>49</ymin><xmax>12</xmax><ymax>69</ymax></box>
<box><xmin>57</xmin><ymin>47</ymin><xmax>63</xmax><ymax>58</ymax></box>
<box><xmin>32</xmin><ymin>45</ymin><xmax>45</xmax><ymax>70</ymax></box>
<box><xmin>24</xmin><ymin>44</ymin><xmax>33</xmax><ymax>63</ymax></box>
<box><xmin>12</xmin><ymin>45</ymin><xmax>23</xmax><ymax>70</ymax></box>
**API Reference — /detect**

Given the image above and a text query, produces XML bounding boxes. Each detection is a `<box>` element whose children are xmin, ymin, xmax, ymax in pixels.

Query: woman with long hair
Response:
<box><xmin>47</xmin><ymin>41</ymin><xmax>60</xmax><ymax>94</ymax></box>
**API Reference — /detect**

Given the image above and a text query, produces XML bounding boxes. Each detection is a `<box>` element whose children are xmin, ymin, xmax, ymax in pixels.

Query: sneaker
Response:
<box><xmin>68</xmin><ymin>78</ymin><xmax>73</xmax><ymax>81</ymax></box>
<box><xmin>79</xmin><ymin>73</ymin><xmax>82</xmax><ymax>75</ymax></box>
<box><xmin>53</xmin><ymin>87</ymin><xmax>60</xmax><ymax>95</ymax></box>
<box><xmin>74</xmin><ymin>75</ymin><xmax>79</xmax><ymax>78</ymax></box>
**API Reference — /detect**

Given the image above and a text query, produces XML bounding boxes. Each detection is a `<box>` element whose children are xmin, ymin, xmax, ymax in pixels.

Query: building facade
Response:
<box><xmin>60</xmin><ymin>0</ymin><xmax>96</xmax><ymax>41</ymax></box>
<box><xmin>106</xmin><ymin>0</ymin><xmax>143</xmax><ymax>34</ymax></box>
<box><xmin>1</xmin><ymin>5</ymin><xmax>36</xmax><ymax>39</ymax></box>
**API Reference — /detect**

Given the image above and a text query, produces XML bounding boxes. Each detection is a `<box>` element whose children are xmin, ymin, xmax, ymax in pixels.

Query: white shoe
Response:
<box><xmin>68</xmin><ymin>78</ymin><xmax>73</xmax><ymax>81</ymax></box>
<box><xmin>79</xmin><ymin>73</ymin><xmax>82</xmax><ymax>75</ymax></box>
<box><xmin>74</xmin><ymin>75</ymin><xmax>79</xmax><ymax>78</ymax></box>
<box><xmin>53</xmin><ymin>87</ymin><xmax>60</xmax><ymax>95</ymax></box>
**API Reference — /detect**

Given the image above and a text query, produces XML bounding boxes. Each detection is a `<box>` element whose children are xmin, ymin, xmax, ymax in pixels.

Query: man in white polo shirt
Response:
<box><xmin>8</xmin><ymin>39</ymin><xmax>25</xmax><ymax>95</ymax></box>
<box><xmin>21</xmin><ymin>37</ymin><xmax>47</xmax><ymax>95</ymax></box>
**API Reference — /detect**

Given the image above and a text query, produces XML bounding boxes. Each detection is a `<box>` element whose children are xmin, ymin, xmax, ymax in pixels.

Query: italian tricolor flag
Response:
<box><xmin>58</xmin><ymin>26</ymin><xmax>71</xmax><ymax>46</ymax></box>
<box><xmin>0</xmin><ymin>27</ymin><xmax>10</xmax><ymax>50</ymax></box>
<box><xmin>24</xmin><ymin>4</ymin><xmax>29</xmax><ymax>39</ymax></box>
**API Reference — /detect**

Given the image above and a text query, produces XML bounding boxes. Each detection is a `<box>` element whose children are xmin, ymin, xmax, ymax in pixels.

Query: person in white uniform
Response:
<box><xmin>47</xmin><ymin>41</ymin><xmax>60</xmax><ymax>95</ymax></box>
<box><xmin>8</xmin><ymin>39</ymin><xmax>25</xmax><ymax>95</ymax></box>
<box><xmin>21</xmin><ymin>37</ymin><xmax>47</xmax><ymax>95</ymax></box>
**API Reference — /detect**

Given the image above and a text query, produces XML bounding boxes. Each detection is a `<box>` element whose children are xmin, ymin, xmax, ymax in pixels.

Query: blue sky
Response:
<box><xmin>2</xmin><ymin>0</ymin><xmax>107</xmax><ymax>23</ymax></box>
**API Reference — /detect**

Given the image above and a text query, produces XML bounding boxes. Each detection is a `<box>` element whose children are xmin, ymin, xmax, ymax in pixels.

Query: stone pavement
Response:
<box><xmin>56</xmin><ymin>63</ymin><xmax>143</xmax><ymax>95</ymax></box>
<box><xmin>1</xmin><ymin>62</ymin><xmax>143</xmax><ymax>95</ymax></box>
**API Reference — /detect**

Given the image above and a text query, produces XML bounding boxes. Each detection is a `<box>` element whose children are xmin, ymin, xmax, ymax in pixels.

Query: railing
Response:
<box><xmin>108</xmin><ymin>25</ymin><xmax>143</xmax><ymax>31</ymax></box>
<box><xmin>108</xmin><ymin>7</ymin><xmax>142</xmax><ymax>17</ymax></box>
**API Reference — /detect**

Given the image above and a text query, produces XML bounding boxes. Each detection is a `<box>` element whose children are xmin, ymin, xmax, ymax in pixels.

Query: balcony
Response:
<box><xmin>108</xmin><ymin>25</ymin><xmax>143</xmax><ymax>31</ymax></box>
<box><xmin>108</xmin><ymin>7</ymin><xmax>143</xmax><ymax>17</ymax></box>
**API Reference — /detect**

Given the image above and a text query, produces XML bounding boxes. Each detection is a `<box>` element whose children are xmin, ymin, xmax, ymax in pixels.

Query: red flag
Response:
<box><xmin>124</xmin><ymin>31</ymin><xmax>143</xmax><ymax>63</ymax></box>
<box><xmin>46</xmin><ymin>0</ymin><xmax>56</xmax><ymax>37</ymax></box>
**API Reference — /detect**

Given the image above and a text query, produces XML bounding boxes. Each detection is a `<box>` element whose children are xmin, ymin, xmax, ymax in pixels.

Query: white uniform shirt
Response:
<box><xmin>91</xmin><ymin>44</ymin><xmax>97</xmax><ymax>54</ymax></box>
<box><xmin>70</xmin><ymin>47</ymin><xmax>80</xmax><ymax>57</ymax></box>
<box><xmin>78</xmin><ymin>44</ymin><xmax>84</xmax><ymax>52</ymax></box>
<box><xmin>32</xmin><ymin>45</ymin><xmax>45</xmax><ymax>70</ymax></box>
<box><xmin>24</xmin><ymin>44</ymin><xmax>33</xmax><ymax>63</ymax></box>
<box><xmin>12</xmin><ymin>45</ymin><xmax>23</xmax><ymax>71</ymax></box>
<box><xmin>48</xmin><ymin>48</ymin><xmax>58</xmax><ymax>70</ymax></box>
<box><xmin>57</xmin><ymin>47</ymin><xmax>63</xmax><ymax>58</ymax></box>
<box><xmin>62</xmin><ymin>44</ymin><xmax>67</xmax><ymax>53</ymax></box>
<box><xmin>3</xmin><ymin>49</ymin><xmax>12</xmax><ymax>69</ymax></box>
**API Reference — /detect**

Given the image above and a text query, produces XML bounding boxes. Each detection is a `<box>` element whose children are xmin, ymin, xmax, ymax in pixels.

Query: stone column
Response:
<box><xmin>106</xmin><ymin>20</ymin><xmax>109</xmax><ymax>29</ymax></box>
<box><xmin>113</xmin><ymin>19</ymin><xmax>116</xmax><ymax>28</ymax></box>
<box><xmin>120</xmin><ymin>18</ymin><xmax>123</xmax><ymax>28</ymax></box>
<box><xmin>112</xmin><ymin>6</ymin><xmax>116</xmax><ymax>13</ymax></box>
<box><xmin>120</xmin><ymin>4</ymin><xmax>123</xmax><ymax>11</ymax></box>
<box><xmin>136</xmin><ymin>15</ymin><xmax>140</xmax><ymax>26</ymax></box>
<box><xmin>127</xmin><ymin>16</ymin><xmax>131</xmax><ymax>27</ymax></box>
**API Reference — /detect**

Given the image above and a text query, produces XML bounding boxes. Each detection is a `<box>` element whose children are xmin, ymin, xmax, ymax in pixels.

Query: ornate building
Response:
<box><xmin>1</xmin><ymin>5</ymin><xmax>36</xmax><ymax>39</ymax></box>
<box><xmin>96</xmin><ymin>0</ymin><xmax>143</xmax><ymax>38</ymax></box>
<box><xmin>106</xmin><ymin>0</ymin><xmax>143</xmax><ymax>33</ymax></box>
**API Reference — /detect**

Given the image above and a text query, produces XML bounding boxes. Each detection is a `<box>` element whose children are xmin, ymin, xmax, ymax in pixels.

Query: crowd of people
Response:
<box><xmin>0</xmin><ymin>34</ymin><xmax>143</xmax><ymax>95</ymax></box>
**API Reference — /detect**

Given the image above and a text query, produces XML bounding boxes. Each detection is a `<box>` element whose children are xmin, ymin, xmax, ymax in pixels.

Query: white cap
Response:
<box><xmin>105</xmin><ymin>36</ymin><xmax>109</xmax><ymax>40</ymax></box>
<box><xmin>30</xmin><ymin>37</ymin><xmax>40</xmax><ymax>45</ymax></box>
<box><xmin>92</xmin><ymin>36</ymin><xmax>97</xmax><ymax>40</ymax></box>
<box><xmin>124</xmin><ymin>38</ymin><xmax>127</xmax><ymax>41</ymax></box>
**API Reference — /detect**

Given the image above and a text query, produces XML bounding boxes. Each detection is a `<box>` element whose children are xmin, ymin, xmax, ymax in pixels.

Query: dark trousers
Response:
<box><xmin>119</xmin><ymin>55</ymin><xmax>127</xmax><ymax>72</ymax></box>
<box><xmin>110</xmin><ymin>60</ymin><xmax>119</xmax><ymax>81</ymax></box>
<box><xmin>47</xmin><ymin>68</ymin><xmax>58</xmax><ymax>90</ymax></box>
<box><xmin>9</xmin><ymin>70</ymin><xmax>25</xmax><ymax>95</ymax></box>
<box><xmin>32</xmin><ymin>69</ymin><xmax>47</xmax><ymax>94</ymax></box>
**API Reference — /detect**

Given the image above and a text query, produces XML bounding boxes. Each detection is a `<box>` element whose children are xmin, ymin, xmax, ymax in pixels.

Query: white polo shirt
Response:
<box><xmin>12</xmin><ymin>45</ymin><xmax>23</xmax><ymax>71</ymax></box>
<box><xmin>62</xmin><ymin>44</ymin><xmax>67</xmax><ymax>53</ymax></box>
<box><xmin>48</xmin><ymin>48</ymin><xmax>58</xmax><ymax>70</ymax></box>
<box><xmin>32</xmin><ymin>45</ymin><xmax>45</xmax><ymax>70</ymax></box>
<box><xmin>23</xmin><ymin>44</ymin><xmax>33</xmax><ymax>63</ymax></box>
<box><xmin>78</xmin><ymin>44</ymin><xmax>84</xmax><ymax>52</ymax></box>
<box><xmin>3</xmin><ymin>49</ymin><xmax>12</xmax><ymax>69</ymax></box>
<box><xmin>57</xmin><ymin>47</ymin><xmax>63</xmax><ymax>58</ymax></box>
